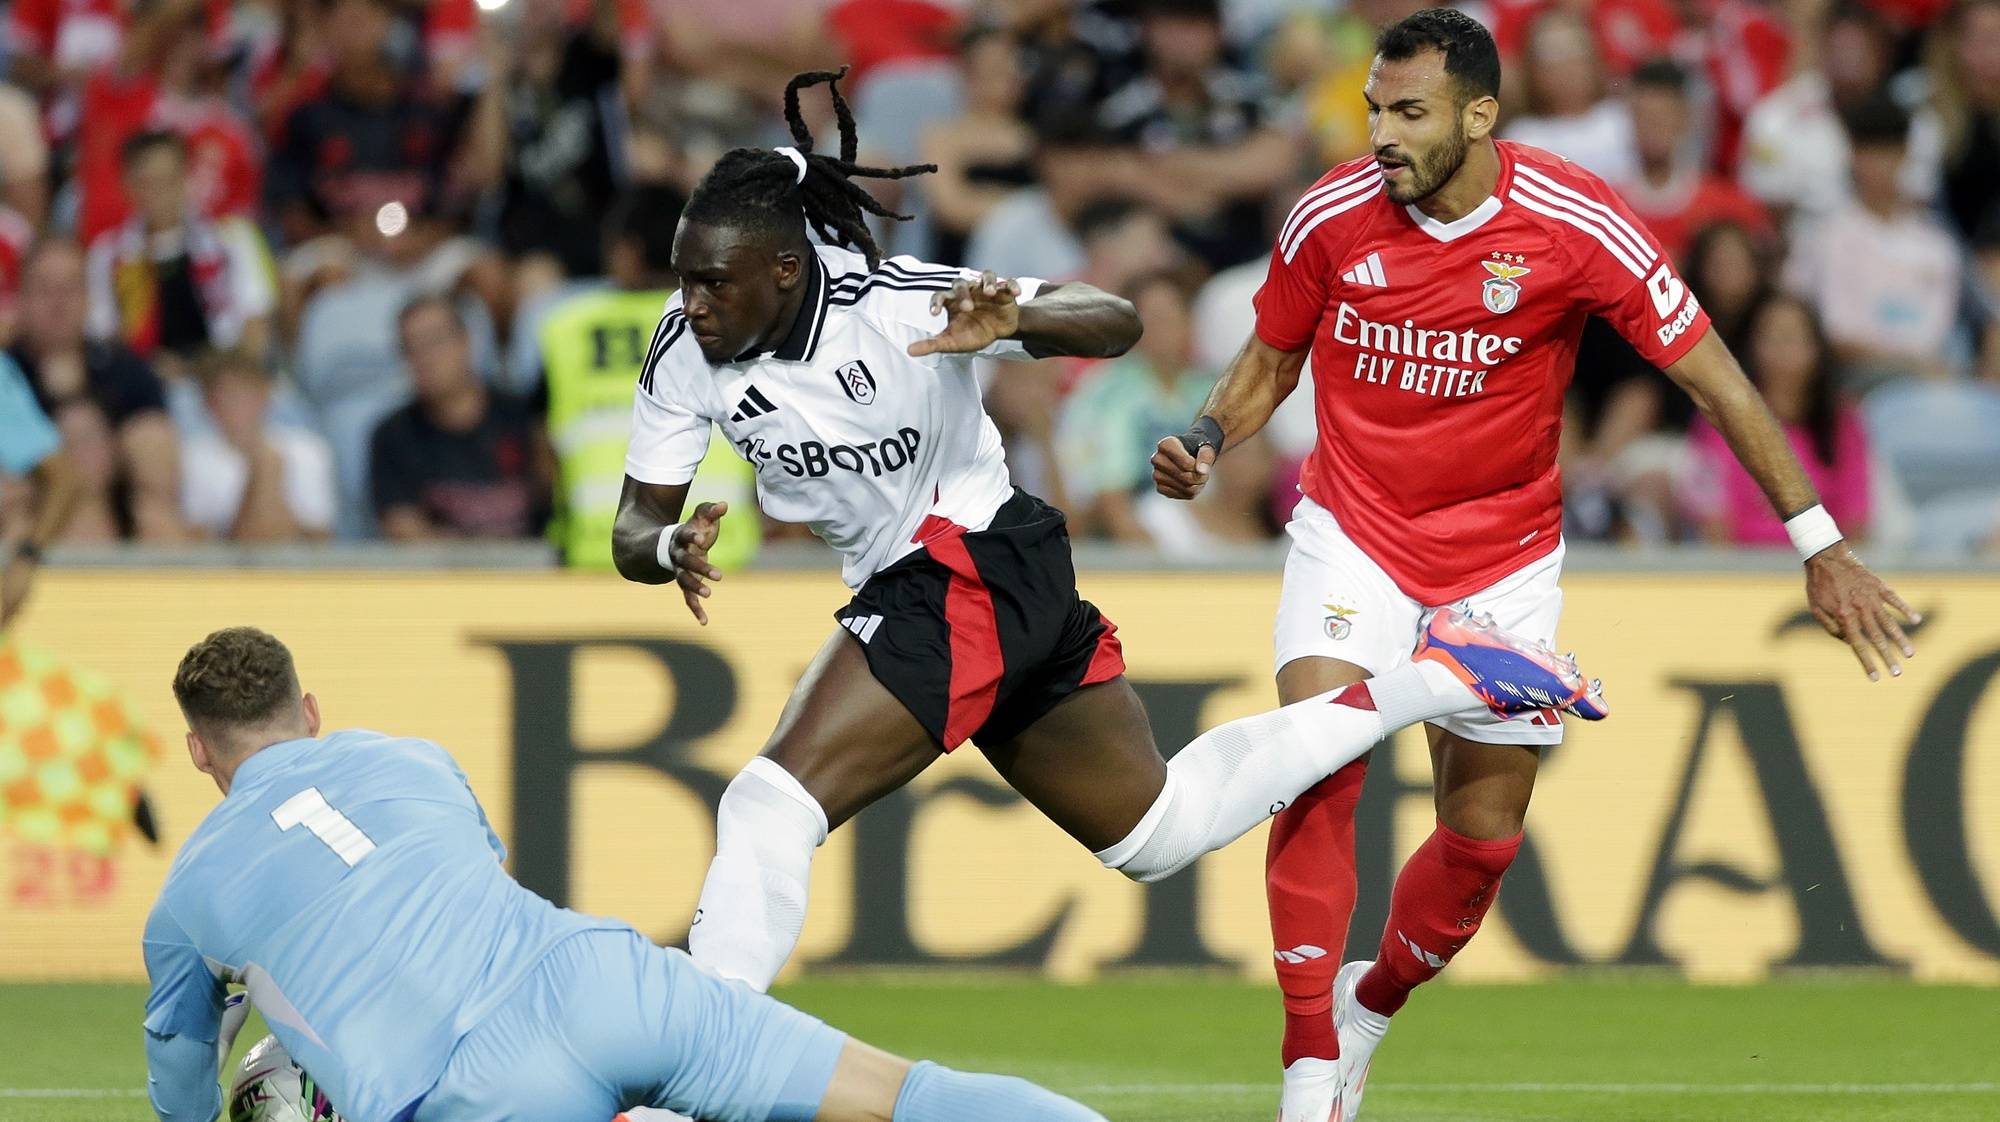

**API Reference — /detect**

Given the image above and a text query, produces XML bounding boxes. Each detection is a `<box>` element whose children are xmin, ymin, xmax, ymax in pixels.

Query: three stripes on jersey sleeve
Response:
<box><xmin>828</xmin><ymin>258</ymin><xmax>962</xmax><ymax>306</ymax></box>
<box><xmin>1506</xmin><ymin>165</ymin><xmax>1657</xmax><ymax>279</ymax></box>
<box><xmin>1280</xmin><ymin>165</ymin><xmax>1385</xmax><ymax>264</ymax></box>
<box><xmin>636</xmin><ymin>308</ymin><xmax>686</xmax><ymax>394</ymax></box>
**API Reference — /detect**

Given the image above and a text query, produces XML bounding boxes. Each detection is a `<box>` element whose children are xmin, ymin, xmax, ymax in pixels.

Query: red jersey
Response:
<box><xmin>1254</xmin><ymin>141</ymin><xmax>1711</xmax><ymax>604</ymax></box>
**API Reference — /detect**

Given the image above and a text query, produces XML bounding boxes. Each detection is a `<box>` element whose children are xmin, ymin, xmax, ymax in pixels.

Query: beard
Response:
<box><xmin>1383</xmin><ymin>124</ymin><xmax>1470</xmax><ymax>205</ymax></box>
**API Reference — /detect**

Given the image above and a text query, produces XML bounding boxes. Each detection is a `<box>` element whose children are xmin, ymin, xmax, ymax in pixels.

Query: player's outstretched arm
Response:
<box><xmin>1152</xmin><ymin>333</ymin><xmax>1308</xmax><ymax>500</ymax></box>
<box><xmin>907</xmin><ymin>273</ymin><xmax>1140</xmax><ymax>360</ymax></box>
<box><xmin>612</xmin><ymin>476</ymin><xmax>730</xmax><ymax>626</ymax></box>
<box><xmin>1664</xmin><ymin>327</ymin><xmax>1920</xmax><ymax>680</ymax></box>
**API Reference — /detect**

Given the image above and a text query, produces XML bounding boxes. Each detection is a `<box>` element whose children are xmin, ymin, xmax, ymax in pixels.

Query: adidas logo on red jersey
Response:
<box><xmin>1342</xmin><ymin>252</ymin><xmax>1387</xmax><ymax>287</ymax></box>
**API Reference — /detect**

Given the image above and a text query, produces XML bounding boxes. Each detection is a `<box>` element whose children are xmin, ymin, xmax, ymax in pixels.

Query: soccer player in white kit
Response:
<box><xmin>1150</xmin><ymin>10</ymin><xmax>1921</xmax><ymax>1121</ymax></box>
<box><xmin>609</xmin><ymin>68</ymin><xmax>1613</xmax><ymax>1062</ymax></box>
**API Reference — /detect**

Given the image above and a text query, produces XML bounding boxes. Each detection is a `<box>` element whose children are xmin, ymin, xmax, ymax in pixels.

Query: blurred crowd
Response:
<box><xmin>1</xmin><ymin>0</ymin><xmax>1998</xmax><ymax>567</ymax></box>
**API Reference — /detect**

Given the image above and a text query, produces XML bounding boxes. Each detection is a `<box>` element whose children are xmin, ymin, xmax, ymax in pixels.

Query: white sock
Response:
<box><xmin>686</xmin><ymin>757</ymin><xmax>828</xmax><ymax>992</ymax></box>
<box><xmin>1096</xmin><ymin>661</ymin><xmax>1476</xmax><ymax>883</ymax></box>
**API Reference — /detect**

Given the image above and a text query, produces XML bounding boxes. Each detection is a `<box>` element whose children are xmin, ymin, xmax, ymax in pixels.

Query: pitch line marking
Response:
<box><xmin>0</xmin><ymin>1089</ymin><xmax>150</xmax><ymax>1098</ymax></box>
<box><xmin>1070</xmin><ymin>1081</ymin><xmax>2000</xmax><ymax>1095</ymax></box>
<box><xmin>8</xmin><ymin>1082</ymin><xmax>1998</xmax><ymax>1101</ymax></box>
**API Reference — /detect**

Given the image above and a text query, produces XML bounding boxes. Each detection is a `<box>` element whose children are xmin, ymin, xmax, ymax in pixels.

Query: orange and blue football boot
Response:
<box><xmin>1412</xmin><ymin>608</ymin><xmax>1609</xmax><ymax>721</ymax></box>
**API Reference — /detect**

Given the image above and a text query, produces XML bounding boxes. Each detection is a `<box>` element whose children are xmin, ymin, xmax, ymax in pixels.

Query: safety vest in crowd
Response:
<box><xmin>538</xmin><ymin>287</ymin><xmax>758</xmax><ymax>571</ymax></box>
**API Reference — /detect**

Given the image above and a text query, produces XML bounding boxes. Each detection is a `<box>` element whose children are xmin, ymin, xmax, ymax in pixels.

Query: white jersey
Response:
<box><xmin>625</xmin><ymin>245</ymin><xmax>1042</xmax><ymax>588</ymax></box>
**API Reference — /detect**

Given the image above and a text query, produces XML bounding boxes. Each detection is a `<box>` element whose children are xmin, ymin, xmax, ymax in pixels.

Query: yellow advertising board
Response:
<box><xmin>3</xmin><ymin>568</ymin><xmax>1997</xmax><ymax>985</ymax></box>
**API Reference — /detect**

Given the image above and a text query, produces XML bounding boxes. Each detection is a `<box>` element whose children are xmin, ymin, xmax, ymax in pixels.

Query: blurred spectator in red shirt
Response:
<box><xmin>1689</xmin><ymin>0</ymin><xmax>1793</xmax><ymax>173</ymax></box>
<box><xmin>85</xmin><ymin>131</ymin><xmax>275</xmax><ymax>371</ymax></box>
<box><xmin>1928</xmin><ymin>0</ymin><xmax>2000</xmax><ymax>246</ymax></box>
<box><xmin>1490</xmin><ymin>0</ymin><xmax>1681</xmax><ymax>78</ymax></box>
<box><xmin>1502</xmin><ymin>7</ymin><xmax>1639</xmax><ymax>182</ymax></box>
<box><xmin>1620</xmin><ymin>59</ymin><xmax>1771</xmax><ymax>262</ymax></box>
<box><xmin>829</xmin><ymin>0</ymin><xmax>963</xmax><ymax>89</ymax></box>
<box><xmin>69</xmin><ymin>0</ymin><xmax>261</xmax><ymax>245</ymax></box>
<box><xmin>4</xmin><ymin>0</ymin><xmax>228</xmax><ymax>140</ymax></box>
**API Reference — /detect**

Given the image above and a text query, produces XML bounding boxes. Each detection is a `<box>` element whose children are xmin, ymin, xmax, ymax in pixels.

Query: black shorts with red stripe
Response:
<box><xmin>835</xmin><ymin>488</ymin><xmax>1125</xmax><ymax>751</ymax></box>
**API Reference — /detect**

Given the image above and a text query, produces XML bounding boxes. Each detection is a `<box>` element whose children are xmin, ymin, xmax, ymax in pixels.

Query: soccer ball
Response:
<box><xmin>226</xmin><ymin>1035</ymin><xmax>344</xmax><ymax>1122</ymax></box>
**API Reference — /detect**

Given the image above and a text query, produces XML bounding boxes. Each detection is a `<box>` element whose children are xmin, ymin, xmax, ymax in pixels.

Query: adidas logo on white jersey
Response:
<box><xmin>1342</xmin><ymin>252</ymin><xmax>1388</xmax><ymax>288</ymax></box>
<box><xmin>730</xmin><ymin>386</ymin><xmax>779</xmax><ymax>422</ymax></box>
<box><xmin>842</xmin><ymin>613</ymin><xmax>884</xmax><ymax>643</ymax></box>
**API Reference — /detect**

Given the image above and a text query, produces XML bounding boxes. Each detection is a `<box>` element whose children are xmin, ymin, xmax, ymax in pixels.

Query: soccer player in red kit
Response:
<box><xmin>1151</xmin><ymin>10</ymin><xmax>1920</xmax><ymax>1121</ymax></box>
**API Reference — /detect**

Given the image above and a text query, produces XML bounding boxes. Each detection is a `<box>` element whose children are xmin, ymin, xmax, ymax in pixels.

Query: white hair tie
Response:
<box><xmin>774</xmin><ymin>146</ymin><xmax>808</xmax><ymax>184</ymax></box>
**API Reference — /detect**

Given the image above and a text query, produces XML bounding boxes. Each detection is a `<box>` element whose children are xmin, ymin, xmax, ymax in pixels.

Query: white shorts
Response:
<box><xmin>1273</xmin><ymin>495</ymin><xmax>1567</xmax><ymax>745</ymax></box>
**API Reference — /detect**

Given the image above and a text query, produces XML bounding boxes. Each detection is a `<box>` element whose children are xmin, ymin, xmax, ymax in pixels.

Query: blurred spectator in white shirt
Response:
<box><xmin>1501</xmin><ymin>8</ymin><xmax>1638</xmax><ymax>183</ymax></box>
<box><xmin>180</xmin><ymin>349</ymin><xmax>336</xmax><ymax>543</ymax></box>
<box><xmin>1739</xmin><ymin>0</ymin><xmax>1942</xmax><ymax>227</ymax></box>
<box><xmin>1786</xmin><ymin>97</ymin><xmax>1963</xmax><ymax>385</ymax></box>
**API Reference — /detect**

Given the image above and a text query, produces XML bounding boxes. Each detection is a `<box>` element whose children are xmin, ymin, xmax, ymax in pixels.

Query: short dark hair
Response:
<box><xmin>396</xmin><ymin>292</ymin><xmax>464</xmax><ymax>350</ymax></box>
<box><xmin>1631</xmin><ymin>57</ymin><xmax>1688</xmax><ymax>94</ymax></box>
<box><xmin>1843</xmin><ymin>95</ymin><xmax>1911</xmax><ymax>148</ymax></box>
<box><xmin>121</xmin><ymin>129</ymin><xmax>186</xmax><ymax>169</ymax></box>
<box><xmin>1376</xmin><ymin>7</ymin><xmax>1502</xmax><ymax>103</ymax></box>
<box><xmin>607</xmin><ymin>185</ymin><xmax>686</xmax><ymax>276</ymax></box>
<box><xmin>173</xmin><ymin>628</ymin><xmax>301</xmax><ymax>733</ymax></box>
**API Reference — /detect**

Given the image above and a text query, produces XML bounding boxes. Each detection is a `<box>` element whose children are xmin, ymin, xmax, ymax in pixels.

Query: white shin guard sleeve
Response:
<box><xmin>1098</xmin><ymin>688</ymin><xmax>1390</xmax><ymax>883</ymax></box>
<box><xmin>686</xmin><ymin>757</ymin><xmax>829</xmax><ymax>992</ymax></box>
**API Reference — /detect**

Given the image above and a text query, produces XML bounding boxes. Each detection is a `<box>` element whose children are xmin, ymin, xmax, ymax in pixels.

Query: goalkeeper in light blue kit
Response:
<box><xmin>143</xmin><ymin>627</ymin><xmax>1108</xmax><ymax>1122</ymax></box>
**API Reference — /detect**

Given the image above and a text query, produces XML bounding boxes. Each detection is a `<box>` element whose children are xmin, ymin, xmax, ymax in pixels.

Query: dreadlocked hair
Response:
<box><xmin>681</xmin><ymin>68</ymin><xmax>936</xmax><ymax>270</ymax></box>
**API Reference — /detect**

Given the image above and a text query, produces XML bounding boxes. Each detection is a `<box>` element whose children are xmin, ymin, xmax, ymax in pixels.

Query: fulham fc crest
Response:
<box><xmin>1480</xmin><ymin>253</ymin><xmax>1531</xmax><ymax>314</ymax></box>
<box><xmin>835</xmin><ymin>360</ymin><xmax>877</xmax><ymax>405</ymax></box>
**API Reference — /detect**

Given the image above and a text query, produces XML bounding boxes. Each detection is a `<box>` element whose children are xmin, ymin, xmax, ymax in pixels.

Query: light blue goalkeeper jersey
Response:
<box><xmin>142</xmin><ymin>730</ymin><xmax>624</xmax><ymax>1122</ymax></box>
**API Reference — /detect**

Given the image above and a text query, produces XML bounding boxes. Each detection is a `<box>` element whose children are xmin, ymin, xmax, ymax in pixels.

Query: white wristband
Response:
<box><xmin>1784</xmin><ymin>504</ymin><xmax>1843</xmax><ymax>561</ymax></box>
<box><xmin>656</xmin><ymin>523</ymin><xmax>683</xmax><ymax>573</ymax></box>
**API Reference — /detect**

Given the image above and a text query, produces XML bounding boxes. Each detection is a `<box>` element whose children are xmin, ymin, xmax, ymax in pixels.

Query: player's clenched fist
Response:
<box><xmin>1152</xmin><ymin>435</ymin><xmax>1215</xmax><ymax>499</ymax></box>
<box><xmin>669</xmin><ymin>501</ymin><xmax>729</xmax><ymax>626</ymax></box>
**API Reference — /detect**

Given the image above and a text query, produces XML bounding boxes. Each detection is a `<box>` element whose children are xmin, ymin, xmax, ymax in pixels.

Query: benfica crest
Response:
<box><xmin>1480</xmin><ymin>253</ymin><xmax>1531</xmax><ymax>314</ymax></box>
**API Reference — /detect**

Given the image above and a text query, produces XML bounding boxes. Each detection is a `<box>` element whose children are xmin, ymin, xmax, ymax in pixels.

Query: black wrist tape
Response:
<box><xmin>1179</xmin><ymin>415</ymin><xmax>1224</xmax><ymax>456</ymax></box>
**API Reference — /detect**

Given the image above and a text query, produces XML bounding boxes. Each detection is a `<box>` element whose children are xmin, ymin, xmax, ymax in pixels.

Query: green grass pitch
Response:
<box><xmin>4</xmin><ymin>977</ymin><xmax>1997</xmax><ymax>1121</ymax></box>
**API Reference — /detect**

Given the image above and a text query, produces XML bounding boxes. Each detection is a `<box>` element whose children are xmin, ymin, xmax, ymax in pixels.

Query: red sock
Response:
<box><xmin>1356</xmin><ymin>822</ymin><xmax>1519</xmax><ymax>1017</ymax></box>
<box><xmin>1265</xmin><ymin>756</ymin><xmax>1368</xmax><ymax>1067</ymax></box>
